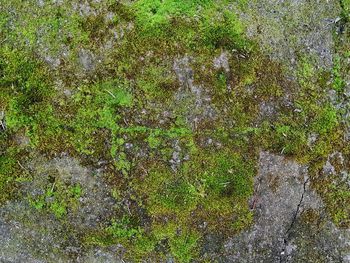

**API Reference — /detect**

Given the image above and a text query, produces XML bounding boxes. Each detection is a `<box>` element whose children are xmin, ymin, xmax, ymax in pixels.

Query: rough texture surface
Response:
<box><xmin>1</xmin><ymin>0</ymin><xmax>349</xmax><ymax>262</ymax></box>
<box><xmin>237</xmin><ymin>0</ymin><xmax>340</xmax><ymax>72</ymax></box>
<box><xmin>225</xmin><ymin>151</ymin><xmax>350</xmax><ymax>263</ymax></box>
<box><xmin>0</xmin><ymin>156</ymin><xmax>119</xmax><ymax>263</ymax></box>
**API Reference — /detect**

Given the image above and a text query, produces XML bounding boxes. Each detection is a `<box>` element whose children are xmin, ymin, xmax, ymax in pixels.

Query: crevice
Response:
<box><xmin>279</xmin><ymin>177</ymin><xmax>310</xmax><ymax>263</ymax></box>
<box><xmin>285</xmin><ymin>177</ymin><xmax>309</xmax><ymax>235</ymax></box>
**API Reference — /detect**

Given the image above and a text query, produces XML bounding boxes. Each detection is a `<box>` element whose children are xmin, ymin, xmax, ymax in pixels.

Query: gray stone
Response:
<box><xmin>236</xmin><ymin>0</ymin><xmax>340</xmax><ymax>73</ymax></box>
<box><xmin>0</xmin><ymin>155</ymin><xmax>119</xmax><ymax>262</ymax></box>
<box><xmin>224</xmin><ymin>151</ymin><xmax>349</xmax><ymax>262</ymax></box>
<box><xmin>213</xmin><ymin>51</ymin><xmax>230</xmax><ymax>73</ymax></box>
<box><xmin>173</xmin><ymin>56</ymin><xmax>216</xmax><ymax>130</ymax></box>
<box><xmin>78</xmin><ymin>49</ymin><xmax>95</xmax><ymax>71</ymax></box>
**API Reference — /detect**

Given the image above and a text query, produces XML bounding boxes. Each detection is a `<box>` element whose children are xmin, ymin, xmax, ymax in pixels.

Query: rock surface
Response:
<box><xmin>237</xmin><ymin>0</ymin><xmax>340</xmax><ymax>72</ymax></box>
<box><xmin>224</xmin><ymin>151</ymin><xmax>350</xmax><ymax>263</ymax></box>
<box><xmin>0</xmin><ymin>155</ymin><xmax>118</xmax><ymax>263</ymax></box>
<box><xmin>1</xmin><ymin>0</ymin><xmax>349</xmax><ymax>262</ymax></box>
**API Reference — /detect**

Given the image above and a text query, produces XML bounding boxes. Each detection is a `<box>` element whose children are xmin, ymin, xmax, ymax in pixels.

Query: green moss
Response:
<box><xmin>146</xmin><ymin>133</ymin><xmax>162</xmax><ymax>149</ymax></box>
<box><xmin>314</xmin><ymin>176</ymin><xmax>350</xmax><ymax>227</ymax></box>
<box><xmin>1</xmin><ymin>0</ymin><xmax>349</xmax><ymax>260</ymax></box>
<box><xmin>50</xmin><ymin>201</ymin><xmax>67</xmax><ymax>219</ymax></box>
<box><xmin>200</xmin><ymin>8</ymin><xmax>249</xmax><ymax>50</ymax></box>
<box><xmin>332</xmin><ymin>55</ymin><xmax>346</xmax><ymax>92</ymax></box>
<box><xmin>169</xmin><ymin>231</ymin><xmax>200</xmax><ymax>263</ymax></box>
<box><xmin>0</xmin><ymin>134</ymin><xmax>30</xmax><ymax>203</ymax></box>
<box><xmin>131</xmin><ymin>149</ymin><xmax>254</xmax><ymax>252</ymax></box>
<box><xmin>2</xmin><ymin>1</ymin><xmax>88</xmax><ymax>56</ymax></box>
<box><xmin>133</xmin><ymin>0</ymin><xmax>213</xmax><ymax>36</ymax></box>
<box><xmin>203</xmin><ymin>152</ymin><xmax>254</xmax><ymax>198</ymax></box>
<box><xmin>136</xmin><ymin>64</ymin><xmax>176</xmax><ymax>100</ymax></box>
<box><xmin>311</xmin><ymin>105</ymin><xmax>339</xmax><ymax>135</ymax></box>
<box><xmin>107</xmin><ymin>215</ymin><xmax>142</xmax><ymax>239</ymax></box>
<box><xmin>341</xmin><ymin>0</ymin><xmax>350</xmax><ymax>20</ymax></box>
<box><xmin>273</xmin><ymin>123</ymin><xmax>308</xmax><ymax>155</ymax></box>
<box><xmin>64</xmin><ymin>79</ymin><xmax>133</xmax><ymax>157</ymax></box>
<box><xmin>30</xmin><ymin>182</ymin><xmax>83</xmax><ymax>219</ymax></box>
<box><xmin>0</xmin><ymin>151</ymin><xmax>17</xmax><ymax>202</ymax></box>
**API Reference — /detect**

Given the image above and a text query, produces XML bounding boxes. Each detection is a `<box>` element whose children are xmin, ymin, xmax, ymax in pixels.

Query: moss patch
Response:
<box><xmin>1</xmin><ymin>0</ymin><xmax>349</xmax><ymax>261</ymax></box>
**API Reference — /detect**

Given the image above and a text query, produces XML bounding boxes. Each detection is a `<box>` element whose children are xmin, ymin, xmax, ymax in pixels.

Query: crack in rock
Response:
<box><xmin>280</xmin><ymin>177</ymin><xmax>310</xmax><ymax>263</ymax></box>
<box><xmin>224</xmin><ymin>151</ymin><xmax>349</xmax><ymax>263</ymax></box>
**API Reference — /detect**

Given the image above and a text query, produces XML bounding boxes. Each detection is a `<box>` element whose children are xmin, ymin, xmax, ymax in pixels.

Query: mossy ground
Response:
<box><xmin>0</xmin><ymin>0</ymin><xmax>349</xmax><ymax>262</ymax></box>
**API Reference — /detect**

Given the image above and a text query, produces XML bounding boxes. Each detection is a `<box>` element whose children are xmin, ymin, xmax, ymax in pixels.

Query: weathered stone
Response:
<box><xmin>0</xmin><ymin>156</ymin><xmax>119</xmax><ymax>263</ymax></box>
<box><xmin>236</xmin><ymin>0</ymin><xmax>340</xmax><ymax>73</ymax></box>
<box><xmin>224</xmin><ymin>151</ymin><xmax>349</xmax><ymax>262</ymax></box>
